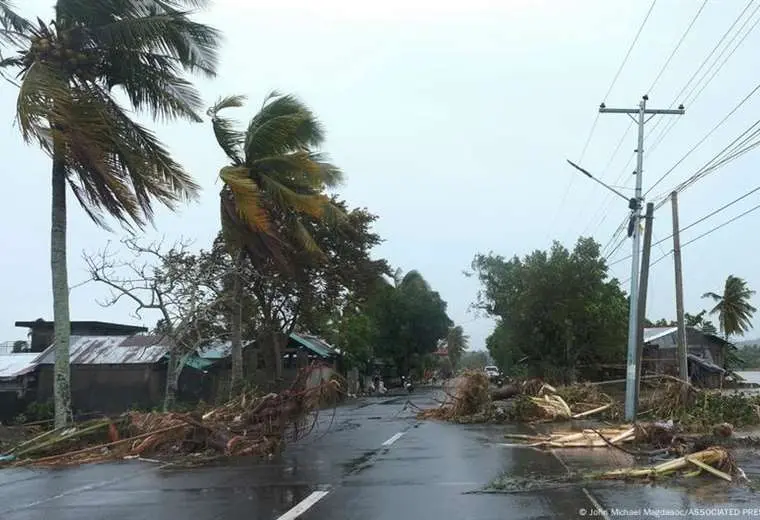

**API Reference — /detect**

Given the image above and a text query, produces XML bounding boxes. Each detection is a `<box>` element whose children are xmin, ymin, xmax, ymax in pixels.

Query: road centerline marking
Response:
<box><xmin>381</xmin><ymin>432</ymin><xmax>405</xmax><ymax>446</ymax></box>
<box><xmin>277</xmin><ymin>490</ymin><xmax>330</xmax><ymax>520</ymax></box>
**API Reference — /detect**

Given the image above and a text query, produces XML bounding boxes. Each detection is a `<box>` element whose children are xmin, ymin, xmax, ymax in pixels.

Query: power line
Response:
<box><xmin>645</xmin><ymin>81</ymin><xmax>760</xmax><ymax>197</ymax></box>
<box><xmin>655</xmin><ymin>119</ymin><xmax>760</xmax><ymax>206</ymax></box>
<box><xmin>625</xmin><ymin>200</ymin><xmax>760</xmax><ymax>284</ymax></box>
<box><xmin>556</xmin><ymin>1</ymin><xmax>657</xmax><ymax>239</ymax></box>
<box><xmin>647</xmin><ymin>0</ymin><xmax>708</xmax><ymax>94</ymax></box>
<box><xmin>604</xmin><ymin>0</ymin><xmax>659</xmax><ymax>101</ymax></box>
<box><xmin>645</xmin><ymin>1</ymin><xmax>760</xmax><ymax>156</ymax></box>
<box><xmin>609</xmin><ymin>184</ymin><xmax>760</xmax><ymax>267</ymax></box>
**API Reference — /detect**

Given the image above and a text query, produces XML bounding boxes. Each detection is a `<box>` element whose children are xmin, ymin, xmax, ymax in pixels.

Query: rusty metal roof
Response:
<box><xmin>35</xmin><ymin>335</ymin><xmax>170</xmax><ymax>365</ymax></box>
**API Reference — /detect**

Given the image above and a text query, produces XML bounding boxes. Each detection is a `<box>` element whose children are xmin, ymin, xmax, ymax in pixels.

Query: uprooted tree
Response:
<box><xmin>470</xmin><ymin>237</ymin><xmax>629</xmax><ymax>383</ymax></box>
<box><xmin>83</xmin><ymin>238</ymin><xmax>233</xmax><ymax>410</ymax></box>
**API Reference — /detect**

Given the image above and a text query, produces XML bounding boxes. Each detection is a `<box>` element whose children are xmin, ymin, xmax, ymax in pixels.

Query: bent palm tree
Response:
<box><xmin>702</xmin><ymin>275</ymin><xmax>757</xmax><ymax>339</ymax></box>
<box><xmin>208</xmin><ymin>92</ymin><xmax>344</xmax><ymax>386</ymax></box>
<box><xmin>0</xmin><ymin>0</ymin><xmax>220</xmax><ymax>426</ymax></box>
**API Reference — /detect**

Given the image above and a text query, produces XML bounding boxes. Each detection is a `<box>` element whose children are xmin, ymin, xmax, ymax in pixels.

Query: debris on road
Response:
<box><xmin>598</xmin><ymin>446</ymin><xmax>739</xmax><ymax>482</ymax></box>
<box><xmin>505</xmin><ymin>426</ymin><xmax>636</xmax><ymax>448</ymax></box>
<box><xmin>0</xmin><ymin>367</ymin><xmax>342</xmax><ymax>467</ymax></box>
<box><xmin>418</xmin><ymin>370</ymin><xmax>491</xmax><ymax>421</ymax></box>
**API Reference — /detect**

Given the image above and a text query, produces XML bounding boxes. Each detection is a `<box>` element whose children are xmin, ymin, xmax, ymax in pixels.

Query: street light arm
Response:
<box><xmin>566</xmin><ymin>160</ymin><xmax>630</xmax><ymax>202</ymax></box>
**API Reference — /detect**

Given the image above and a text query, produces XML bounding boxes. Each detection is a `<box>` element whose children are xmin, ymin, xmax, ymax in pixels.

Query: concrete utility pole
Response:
<box><xmin>634</xmin><ymin>203</ymin><xmax>654</xmax><ymax>407</ymax></box>
<box><xmin>599</xmin><ymin>95</ymin><xmax>684</xmax><ymax>421</ymax></box>
<box><xmin>671</xmin><ymin>191</ymin><xmax>689</xmax><ymax>382</ymax></box>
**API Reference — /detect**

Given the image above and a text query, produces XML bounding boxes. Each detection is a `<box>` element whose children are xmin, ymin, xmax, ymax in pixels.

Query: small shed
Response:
<box><xmin>643</xmin><ymin>327</ymin><xmax>731</xmax><ymax>387</ymax></box>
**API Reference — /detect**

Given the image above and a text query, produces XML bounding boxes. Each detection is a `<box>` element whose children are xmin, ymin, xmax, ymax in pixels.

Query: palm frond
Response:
<box><xmin>219</xmin><ymin>166</ymin><xmax>272</xmax><ymax>233</ymax></box>
<box><xmin>64</xmin><ymin>0</ymin><xmax>221</xmax><ymax>77</ymax></box>
<box><xmin>291</xmin><ymin>216</ymin><xmax>323</xmax><ymax>256</ymax></box>
<box><xmin>15</xmin><ymin>61</ymin><xmax>71</xmax><ymax>151</ymax></box>
<box><xmin>258</xmin><ymin>174</ymin><xmax>330</xmax><ymax>219</ymax></box>
<box><xmin>207</xmin><ymin>95</ymin><xmax>246</xmax><ymax>163</ymax></box>
<box><xmin>101</xmin><ymin>51</ymin><xmax>204</xmax><ymax>122</ymax></box>
<box><xmin>0</xmin><ymin>0</ymin><xmax>31</xmax><ymax>44</ymax></box>
<box><xmin>244</xmin><ymin>93</ymin><xmax>325</xmax><ymax>159</ymax></box>
<box><xmin>250</xmin><ymin>152</ymin><xmax>343</xmax><ymax>189</ymax></box>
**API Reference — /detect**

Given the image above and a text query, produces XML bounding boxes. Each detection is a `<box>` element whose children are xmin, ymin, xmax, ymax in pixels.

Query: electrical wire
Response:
<box><xmin>644</xmin><ymin>81</ymin><xmax>760</xmax><ymax>197</ymax></box>
<box><xmin>580</xmin><ymin>1</ymin><xmax>703</xmax><ymax>238</ymax></box>
<box><xmin>647</xmin><ymin>0</ymin><xmax>708</xmax><ymax>94</ymax></box>
<box><xmin>622</xmin><ymin>200</ymin><xmax>760</xmax><ymax>285</ymax></box>
<box><xmin>654</xmin><ymin>119</ymin><xmax>760</xmax><ymax>208</ymax></box>
<box><xmin>608</xmin><ymin>184</ymin><xmax>760</xmax><ymax>267</ymax></box>
<box><xmin>555</xmin><ymin>1</ymin><xmax>657</xmax><ymax>240</ymax></box>
<box><xmin>604</xmin><ymin>0</ymin><xmax>659</xmax><ymax>102</ymax></box>
<box><xmin>645</xmin><ymin>1</ymin><xmax>760</xmax><ymax>156</ymax></box>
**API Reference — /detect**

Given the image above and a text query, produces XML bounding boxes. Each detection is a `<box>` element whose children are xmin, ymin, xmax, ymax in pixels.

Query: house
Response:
<box><xmin>643</xmin><ymin>326</ymin><xmax>731</xmax><ymax>387</ymax></box>
<box><xmin>10</xmin><ymin>319</ymin><xmax>174</xmax><ymax>415</ymax></box>
<box><xmin>4</xmin><ymin>319</ymin><xmax>342</xmax><ymax>418</ymax></box>
<box><xmin>187</xmin><ymin>332</ymin><xmax>341</xmax><ymax>398</ymax></box>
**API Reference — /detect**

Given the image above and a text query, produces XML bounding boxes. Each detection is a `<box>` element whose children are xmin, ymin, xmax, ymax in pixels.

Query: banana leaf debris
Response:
<box><xmin>0</xmin><ymin>369</ymin><xmax>342</xmax><ymax>468</ymax></box>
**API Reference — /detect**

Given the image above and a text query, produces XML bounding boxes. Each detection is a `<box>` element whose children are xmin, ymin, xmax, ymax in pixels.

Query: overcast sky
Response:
<box><xmin>1</xmin><ymin>0</ymin><xmax>759</xmax><ymax>349</ymax></box>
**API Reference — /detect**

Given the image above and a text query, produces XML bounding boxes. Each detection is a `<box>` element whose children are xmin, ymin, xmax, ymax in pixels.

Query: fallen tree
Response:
<box><xmin>0</xmin><ymin>366</ymin><xmax>342</xmax><ymax>467</ymax></box>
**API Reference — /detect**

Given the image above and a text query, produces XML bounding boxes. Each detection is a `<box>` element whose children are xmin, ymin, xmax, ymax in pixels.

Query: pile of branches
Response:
<box><xmin>507</xmin><ymin>383</ymin><xmax>618</xmax><ymax>422</ymax></box>
<box><xmin>418</xmin><ymin>370</ymin><xmax>491</xmax><ymax>422</ymax></box>
<box><xmin>0</xmin><ymin>367</ymin><xmax>342</xmax><ymax>467</ymax></box>
<box><xmin>639</xmin><ymin>375</ymin><xmax>760</xmax><ymax>431</ymax></box>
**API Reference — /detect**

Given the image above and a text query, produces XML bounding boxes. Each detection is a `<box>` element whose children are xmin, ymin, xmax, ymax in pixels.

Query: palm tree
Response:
<box><xmin>208</xmin><ymin>92</ymin><xmax>344</xmax><ymax>386</ymax></box>
<box><xmin>446</xmin><ymin>325</ymin><xmax>468</xmax><ymax>370</ymax></box>
<box><xmin>0</xmin><ymin>1</ymin><xmax>220</xmax><ymax>426</ymax></box>
<box><xmin>702</xmin><ymin>275</ymin><xmax>757</xmax><ymax>339</ymax></box>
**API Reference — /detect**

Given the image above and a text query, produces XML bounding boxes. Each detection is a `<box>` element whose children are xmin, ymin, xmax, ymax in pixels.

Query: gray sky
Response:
<box><xmin>1</xmin><ymin>0</ymin><xmax>759</xmax><ymax>350</ymax></box>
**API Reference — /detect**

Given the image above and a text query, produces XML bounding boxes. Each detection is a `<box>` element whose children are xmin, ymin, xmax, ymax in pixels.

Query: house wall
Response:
<box><xmin>36</xmin><ymin>364</ymin><xmax>165</xmax><ymax>414</ymax></box>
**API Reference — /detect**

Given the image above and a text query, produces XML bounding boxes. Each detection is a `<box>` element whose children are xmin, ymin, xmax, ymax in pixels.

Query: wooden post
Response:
<box><xmin>634</xmin><ymin>203</ymin><xmax>654</xmax><ymax>409</ymax></box>
<box><xmin>671</xmin><ymin>192</ymin><xmax>689</xmax><ymax>382</ymax></box>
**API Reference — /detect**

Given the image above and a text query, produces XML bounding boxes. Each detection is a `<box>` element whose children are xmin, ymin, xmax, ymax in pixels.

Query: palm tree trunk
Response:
<box><xmin>51</xmin><ymin>149</ymin><xmax>72</xmax><ymax>428</ymax></box>
<box><xmin>229</xmin><ymin>250</ymin><xmax>245</xmax><ymax>394</ymax></box>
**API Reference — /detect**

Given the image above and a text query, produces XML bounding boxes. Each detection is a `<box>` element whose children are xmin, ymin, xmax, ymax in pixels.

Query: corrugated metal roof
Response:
<box><xmin>36</xmin><ymin>335</ymin><xmax>170</xmax><ymax>365</ymax></box>
<box><xmin>0</xmin><ymin>353</ymin><xmax>38</xmax><ymax>380</ymax></box>
<box><xmin>291</xmin><ymin>333</ymin><xmax>338</xmax><ymax>359</ymax></box>
<box><xmin>644</xmin><ymin>327</ymin><xmax>678</xmax><ymax>343</ymax></box>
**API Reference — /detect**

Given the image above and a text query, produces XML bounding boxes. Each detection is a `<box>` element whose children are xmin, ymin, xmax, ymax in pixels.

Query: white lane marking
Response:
<box><xmin>277</xmin><ymin>490</ymin><xmax>330</xmax><ymax>520</ymax></box>
<box><xmin>381</xmin><ymin>432</ymin><xmax>405</xmax><ymax>446</ymax></box>
<box><xmin>582</xmin><ymin>487</ymin><xmax>611</xmax><ymax>520</ymax></box>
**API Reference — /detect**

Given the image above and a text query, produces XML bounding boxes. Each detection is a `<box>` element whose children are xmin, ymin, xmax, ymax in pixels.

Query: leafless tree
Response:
<box><xmin>83</xmin><ymin>238</ymin><xmax>236</xmax><ymax>410</ymax></box>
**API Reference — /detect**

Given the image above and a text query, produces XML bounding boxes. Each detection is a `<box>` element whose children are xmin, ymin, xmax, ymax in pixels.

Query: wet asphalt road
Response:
<box><xmin>0</xmin><ymin>388</ymin><xmax>757</xmax><ymax>520</ymax></box>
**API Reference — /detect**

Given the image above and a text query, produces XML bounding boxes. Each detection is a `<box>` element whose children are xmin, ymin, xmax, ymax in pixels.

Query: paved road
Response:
<box><xmin>0</xmin><ymin>389</ymin><xmax>757</xmax><ymax>519</ymax></box>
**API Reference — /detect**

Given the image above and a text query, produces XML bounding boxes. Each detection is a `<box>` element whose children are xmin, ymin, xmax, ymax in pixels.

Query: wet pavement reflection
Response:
<box><xmin>0</xmin><ymin>389</ymin><xmax>757</xmax><ymax>520</ymax></box>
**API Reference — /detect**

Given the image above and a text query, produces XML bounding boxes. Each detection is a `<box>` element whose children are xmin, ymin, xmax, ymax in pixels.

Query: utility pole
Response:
<box><xmin>671</xmin><ymin>191</ymin><xmax>689</xmax><ymax>382</ymax></box>
<box><xmin>634</xmin><ymin>203</ymin><xmax>654</xmax><ymax>408</ymax></box>
<box><xmin>600</xmin><ymin>95</ymin><xmax>684</xmax><ymax>421</ymax></box>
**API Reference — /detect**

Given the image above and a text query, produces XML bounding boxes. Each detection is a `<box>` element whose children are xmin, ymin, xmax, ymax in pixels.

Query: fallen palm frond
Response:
<box><xmin>1</xmin><ymin>365</ymin><xmax>342</xmax><ymax>467</ymax></box>
<box><xmin>599</xmin><ymin>446</ymin><xmax>738</xmax><ymax>482</ymax></box>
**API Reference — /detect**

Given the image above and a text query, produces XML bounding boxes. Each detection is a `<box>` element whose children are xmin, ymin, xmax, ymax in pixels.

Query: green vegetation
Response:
<box><xmin>0</xmin><ymin>0</ymin><xmax>221</xmax><ymax>426</ymax></box>
<box><xmin>471</xmin><ymin>237</ymin><xmax>628</xmax><ymax>383</ymax></box>
<box><xmin>702</xmin><ymin>275</ymin><xmax>757</xmax><ymax>339</ymax></box>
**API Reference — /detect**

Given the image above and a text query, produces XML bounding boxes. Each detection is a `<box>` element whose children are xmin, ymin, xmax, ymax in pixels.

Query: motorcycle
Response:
<box><xmin>402</xmin><ymin>376</ymin><xmax>414</xmax><ymax>393</ymax></box>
